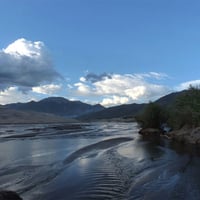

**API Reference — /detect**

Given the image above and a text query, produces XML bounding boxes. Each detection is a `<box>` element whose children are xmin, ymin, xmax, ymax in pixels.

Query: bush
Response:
<box><xmin>136</xmin><ymin>86</ymin><xmax>200</xmax><ymax>130</ymax></box>
<box><xmin>136</xmin><ymin>102</ymin><xmax>168</xmax><ymax>129</ymax></box>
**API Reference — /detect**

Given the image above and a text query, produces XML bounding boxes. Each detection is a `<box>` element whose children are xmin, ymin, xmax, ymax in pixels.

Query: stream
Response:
<box><xmin>0</xmin><ymin>122</ymin><xmax>200</xmax><ymax>200</ymax></box>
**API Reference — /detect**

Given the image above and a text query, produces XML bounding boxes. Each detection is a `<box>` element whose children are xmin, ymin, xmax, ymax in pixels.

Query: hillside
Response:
<box><xmin>155</xmin><ymin>90</ymin><xmax>185</xmax><ymax>106</ymax></box>
<box><xmin>4</xmin><ymin>97</ymin><xmax>105</xmax><ymax>117</ymax></box>
<box><xmin>79</xmin><ymin>91</ymin><xmax>183</xmax><ymax>121</ymax></box>
<box><xmin>78</xmin><ymin>103</ymin><xmax>146</xmax><ymax>121</ymax></box>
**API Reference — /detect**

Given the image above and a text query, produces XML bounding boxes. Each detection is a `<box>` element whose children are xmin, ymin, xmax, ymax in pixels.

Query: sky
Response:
<box><xmin>1</xmin><ymin>0</ymin><xmax>200</xmax><ymax>107</ymax></box>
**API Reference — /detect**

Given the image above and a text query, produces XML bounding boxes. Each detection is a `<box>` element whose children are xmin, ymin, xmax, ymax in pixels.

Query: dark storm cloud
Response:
<box><xmin>85</xmin><ymin>73</ymin><xmax>112</xmax><ymax>83</ymax></box>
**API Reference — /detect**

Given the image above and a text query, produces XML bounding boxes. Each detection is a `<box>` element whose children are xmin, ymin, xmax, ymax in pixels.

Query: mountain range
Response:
<box><xmin>78</xmin><ymin>91</ymin><xmax>184</xmax><ymax>120</ymax></box>
<box><xmin>1</xmin><ymin>91</ymin><xmax>184</xmax><ymax>122</ymax></box>
<box><xmin>4</xmin><ymin>97</ymin><xmax>104</xmax><ymax>118</ymax></box>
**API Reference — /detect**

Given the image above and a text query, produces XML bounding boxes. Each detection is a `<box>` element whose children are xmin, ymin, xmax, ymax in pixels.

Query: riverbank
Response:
<box><xmin>139</xmin><ymin>127</ymin><xmax>200</xmax><ymax>146</ymax></box>
<box><xmin>169</xmin><ymin>127</ymin><xmax>200</xmax><ymax>145</ymax></box>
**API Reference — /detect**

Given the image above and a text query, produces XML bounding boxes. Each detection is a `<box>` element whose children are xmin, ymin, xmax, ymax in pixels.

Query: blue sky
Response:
<box><xmin>0</xmin><ymin>0</ymin><xmax>200</xmax><ymax>106</ymax></box>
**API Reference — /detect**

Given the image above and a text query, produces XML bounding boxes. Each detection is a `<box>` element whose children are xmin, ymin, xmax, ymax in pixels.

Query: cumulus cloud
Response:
<box><xmin>101</xmin><ymin>96</ymin><xmax>129</xmax><ymax>107</ymax></box>
<box><xmin>176</xmin><ymin>80</ymin><xmax>200</xmax><ymax>91</ymax></box>
<box><xmin>73</xmin><ymin>73</ymin><xmax>171</xmax><ymax>106</ymax></box>
<box><xmin>0</xmin><ymin>38</ymin><xmax>61</xmax><ymax>90</ymax></box>
<box><xmin>74</xmin><ymin>82</ymin><xmax>91</xmax><ymax>95</ymax></box>
<box><xmin>32</xmin><ymin>84</ymin><xmax>62</xmax><ymax>95</ymax></box>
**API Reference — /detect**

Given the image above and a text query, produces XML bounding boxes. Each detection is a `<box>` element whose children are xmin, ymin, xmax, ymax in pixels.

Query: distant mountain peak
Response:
<box><xmin>4</xmin><ymin>96</ymin><xmax>105</xmax><ymax>118</ymax></box>
<box><xmin>39</xmin><ymin>97</ymin><xmax>70</xmax><ymax>103</ymax></box>
<box><xmin>3</xmin><ymin>91</ymin><xmax>184</xmax><ymax>120</ymax></box>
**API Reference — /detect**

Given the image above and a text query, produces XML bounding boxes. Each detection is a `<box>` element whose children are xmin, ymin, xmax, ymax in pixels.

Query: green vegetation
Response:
<box><xmin>170</xmin><ymin>86</ymin><xmax>200</xmax><ymax>129</ymax></box>
<box><xmin>136</xmin><ymin>102</ymin><xmax>168</xmax><ymax>129</ymax></box>
<box><xmin>136</xmin><ymin>86</ymin><xmax>200</xmax><ymax>130</ymax></box>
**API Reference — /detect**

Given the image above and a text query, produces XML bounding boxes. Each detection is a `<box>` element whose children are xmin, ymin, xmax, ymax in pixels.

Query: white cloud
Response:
<box><xmin>0</xmin><ymin>39</ymin><xmax>174</xmax><ymax>106</ymax></box>
<box><xmin>80</xmin><ymin>77</ymin><xmax>86</xmax><ymax>82</ymax></box>
<box><xmin>176</xmin><ymin>80</ymin><xmax>200</xmax><ymax>91</ymax></box>
<box><xmin>73</xmin><ymin>73</ymin><xmax>171</xmax><ymax>106</ymax></box>
<box><xmin>4</xmin><ymin>38</ymin><xmax>42</xmax><ymax>57</ymax></box>
<box><xmin>101</xmin><ymin>96</ymin><xmax>129</xmax><ymax>107</ymax></box>
<box><xmin>32</xmin><ymin>84</ymin><xmax>62</xmax><ymax>95</ymax></box>
<box><xmin>74</xmin><ymin>82</ymin><xmax>91</xmax><ymax>95</ymax></box>
<box><xmin>147</xmin><ymin>72</ymin><xmax>169</xmax><ymax>80</ymax></box>
<box><xmin>0</xmin><ymin>87</ymin><xmax>37</xmax><ymax>105</ymax></box>
<box><xmin>125</xmin><ymin>86</ymin><xmax>146</xmax><ymax>100</ymax></box>
<box><xmin>0</xmin><ymin>38</ymin><xmax>61</xmax><ymax>90</ymax></box>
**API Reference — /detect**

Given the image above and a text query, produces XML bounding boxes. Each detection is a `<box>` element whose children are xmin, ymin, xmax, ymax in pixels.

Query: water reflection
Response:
<box><xmin>118</xmin><ymin>135</ymin><xmax>165</xmax><ymax>162</ymax></box>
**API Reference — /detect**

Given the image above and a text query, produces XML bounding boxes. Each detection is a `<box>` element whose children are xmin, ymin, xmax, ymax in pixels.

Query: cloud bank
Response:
<box><xmin>176</xmin><ymin>80</ymin><xmax>200</xmax><ymax>91</ymax></box>
<box><xmin>73</xmin><ymin>72</ymin><xmax>171</xmax><ymax>106</ymax></box>
<box><xmin>32</xmin><ymin>84</ymin><xmax>62</xmax><ymax>95</ymax></box>
<box><xmin>0</xmin><ymin>38</ymin><xmax>61</xmax><ymax>90</ymax></box>
<box><xmin>0</xmin><ymin>84</ymin><xmax>62</xmax><ymax>105</ymax></box>
<box><xmin>1</xmin><ymin>39</ymin><xmax>197</xmax><ymax>107</ymax></box>
<box><xmin>0</xmin><ymin>87</ymin><xmax>37</xmax><ymax>104</ymax></box>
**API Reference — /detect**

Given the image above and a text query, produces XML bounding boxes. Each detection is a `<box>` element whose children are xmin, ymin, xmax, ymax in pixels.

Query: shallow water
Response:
<box><xmin>0</xmin><ymin>122</ymin><xmax>200</xmax><ymax>200</ymax></box>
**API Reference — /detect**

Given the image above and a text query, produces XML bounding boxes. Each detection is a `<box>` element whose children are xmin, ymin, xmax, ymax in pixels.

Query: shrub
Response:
<box><xmin>136</xmin><ymin>86</ymin><xmax>200</xmax><ymax>130</ymax></box>
<box><xmin>136</xmin><ymin>102</ymin><xmax>168</xmax><ymax>129</ymax></box>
